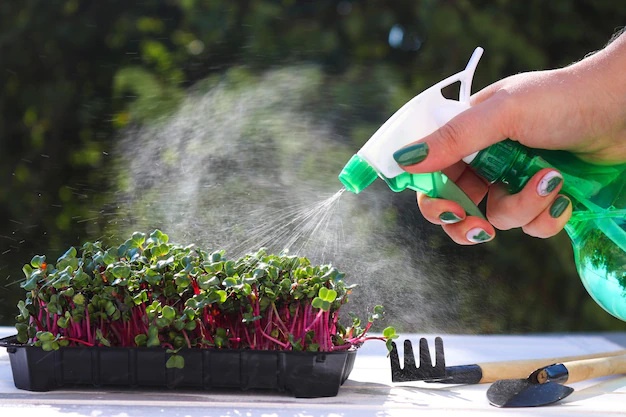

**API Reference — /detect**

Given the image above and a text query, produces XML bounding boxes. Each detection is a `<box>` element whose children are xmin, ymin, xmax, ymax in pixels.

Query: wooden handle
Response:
<box><xmin>478</xmin><ymin>349</ymin><xmax>626</xmax><ymax>383</ymax></box>
<box><xmin>564</xmin><ymin>353</ymin><xmax>626</xmax><ymax>383</ymax></box>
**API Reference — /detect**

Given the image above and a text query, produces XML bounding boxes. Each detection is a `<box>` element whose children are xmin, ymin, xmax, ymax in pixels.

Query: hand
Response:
<box><xmin>393</xmin><ymin>33</ymin><xmax>626</xmax><ymax>244</ymax></box>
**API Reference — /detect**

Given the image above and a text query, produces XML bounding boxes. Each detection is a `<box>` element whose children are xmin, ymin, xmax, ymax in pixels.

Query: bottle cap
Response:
<box><xmin>339</xmin><ymin>154</ymin><xmax>378</xmax><ymax>194</ymax></box>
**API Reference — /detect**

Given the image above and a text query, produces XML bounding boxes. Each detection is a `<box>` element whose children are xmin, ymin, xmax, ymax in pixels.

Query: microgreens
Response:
<box><xmin>14</xmin><ymin>230</ymin><xmax>396</xmax><ymax>368</ymax></box>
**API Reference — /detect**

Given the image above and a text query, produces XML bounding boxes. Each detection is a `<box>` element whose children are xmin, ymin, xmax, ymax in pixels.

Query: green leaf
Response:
<box><xmin>156</xmin><ymin>317</ymin><xmax>171</xmax><ymax>328</ymax></box>
<box><xmin>57</xmin><ymin>316</ymin><xmax>69</xmax><ymax>328</ymax></box>
<box><xmin>31</xmin><ymin>255</ymin><xmax>46</xmax><ymax>268</ymax></box>
<box><xmin>60</xmin><ymin>287</ymin><xmax>75</xmax><ymax>298</ymax></box>
<box><xmin>306</xmin><ymin>343</ymin><xmax>320</xmax><ymax>352</ymax></box>
<box><xmin>73</xmin><ymin>268</ymin><xmax>91</xmax><ymax>287</ymax></box>
<box><xmin>96</xmin><ymin>329</ymin><xmax>111</xmax><ymax>347</ymax></box>
<box><xmin>57</xmin><ymin>247</ymin><xmax>77</xmax><ymax>263</ymax></box>
<box><xmin>224</xmin><ymin>260</ymin><xmax>236</xmax><ymax>276</ymax></box>
<box><xmin>17</xmin><ymin>300</ymin><xmax>29</xmax><ymax>320</ymax></box>
<box><xmin>22</xmin><ymin>264</ymin><xmax>33</xmax><ymax>279</ymax></box>
<box><xmin>147</xmin><ymin>325</ymin><xmax>160</xmax><ymax>347</ymax></box>
<box><xmin>41</xmin><ymin>341</ymin><xmax>60</xmax><ymax>351</ymax></box>
<box><xmin>112</xmin><ymin>265</ymin><xmax>131</xmax><ymax>279</ymax></box>
<box><xmin>214</xmin><ymin>290</ymin><xmax>227</xmax><ymax>303</ymax></box>
<box><xmin>161</xmin><ymin>305</ymin><xmax>176</xmax><ymax>320</ymax></box>
<box><xmin>73</xmin><ymin>293</ymin><xmax>86</xmax><ymax>305</ymax></box>
<box><xmin>222</xmin><ymin>277</ymin><xmax>238</xmax><ymax>288</ymax></box>
<box><xmin>185</xmin><ymin>298</ymin><xmax>199</xmax><ymax>309</ymax></box>
<box><xmin>105</xmin><ymin>301</ymin><xmax>117</xmax><ymax>316</ymax></box>
<box><xmin>166</xmin><ymin>354</ymin><xmax>185</xmax><ymax>369</ymax></box>
<box><xmin>371</xmin><ymin>305</ymin><xmax>385</xmax><ymax>321</ymax></box>
<box><xmin>386</xmin><ymin>339</ymin><xmax>394</xmax><ymax>353</ymax></box>
<box><xmin>103</xmin><ymin>248</ymin><xmax>117</xmax><ymax>265</ymax></box>
<box><xmin>312</xmin><ymin>297</ymin><xmax>324</xmax><ymax>309</ymax></box>
<box><xmin>36</xmin><ymin>331</ymin><xmax>55</xmax><ymax>342</ymax></box>
<box><xmin>134</xmin><ymin>334</ymin><xmax>147</xmax><ymax>347</ymax></box>
<box><xmin>280</xmin><ymin>278</ymin><xmax>291</xmax><ymax>290</ymax></box>
<box><xmin>318</xmin><ymin>287</ymin><xmax>328</xmax><ymax>300</ymax></box>
<box><xmin>132</xmin><ymin>232</ymin><xmax>146</xmax><ymax>246</ymax></box>
<box><xmin>197</xmin><ymin>275</ymin><xmax>219</xmax><ymax>289</ymax></box>
<box><xmin>268</xmin><ymin>266</ymin><xmax>278</xmax><ymax>280</ymax></box>
<box><xmin>383</xmin><ymin>326</ymin><xmax>398</xmax><ymax>339</ymax></box>
<box><xmin>16</xmin><ymin>323</ymin><xmax>29</xmax><ymax>343</ymax></box>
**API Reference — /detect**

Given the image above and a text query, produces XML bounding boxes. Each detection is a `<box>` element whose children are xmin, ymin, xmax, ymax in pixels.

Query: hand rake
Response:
<box><xmin>390</xmin><ymin>338</ymin><xmax>626</xmax><ymax>385</ymax></box>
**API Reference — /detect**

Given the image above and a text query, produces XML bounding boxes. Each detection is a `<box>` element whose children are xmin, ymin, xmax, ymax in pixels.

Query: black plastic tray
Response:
<box><xmin>0</xmin><ymin>335</ymin><xmax>356</xmax><ymax>397</ymax></box>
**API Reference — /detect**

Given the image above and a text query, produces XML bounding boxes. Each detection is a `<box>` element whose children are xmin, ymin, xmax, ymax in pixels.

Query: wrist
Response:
<box><xmin>571</xmin><ymin>32</ymin><xmax>626</xmax><ymax>96</ymax></box>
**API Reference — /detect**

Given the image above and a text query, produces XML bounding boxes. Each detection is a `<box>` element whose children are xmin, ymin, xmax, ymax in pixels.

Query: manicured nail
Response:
<box><xmin>393</xmin><ymin>143</ymin><xmax>429</xmax><ymax>166</ymax></box>
<box><xmin>550</xmin><ymin>196</ymin><xmax>570</xmax><ymax>218</ymax></box>
<box><xmin>466</xmin><ymin>228</ymin><xmax>492</xmax><ymax>243</ymax></box>
<box><xmin>537</xmin><ymin>171</ymin><xmax>563</xmax><ymax>197</ymax></box>
<box><xmin>439</xmin><ymin>212</ymin><xmax>463</xmax><ymax>224</ymax></box>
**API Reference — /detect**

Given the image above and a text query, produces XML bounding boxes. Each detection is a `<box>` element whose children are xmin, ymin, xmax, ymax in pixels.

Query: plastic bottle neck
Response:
<box><xmin>469</xmin><ymin>140</ymin><xmax>534</xmax><ymax>194</ymax></box>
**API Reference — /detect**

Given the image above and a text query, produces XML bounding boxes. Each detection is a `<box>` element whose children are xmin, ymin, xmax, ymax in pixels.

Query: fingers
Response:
<box><xmin>417</xmin><ymin>194</ymin><xmax>495</xmax><ymax>245</ymax></box>
<box><xmin>417</xmin><ymin>168</ymin><xmax>570</xmax><ymax>244</ymax></box>
<box><xmin>393</xmin><ymin>95</ymin><xmax>511</xmax><ymax>173</ymax></box>
<box><xmin>522</xmin><ymin>196</ymin><xmax>572</xmax><ymax>238</ymax></box>
<box><xmin>486</xmin><ymin>169</ymin><xmax>563</xmax><ymax>230</ymax></box>
<box><xmin>418</xmin><ymin>167</ymin><xmax>488</xmax><ymax>222</ymax></box>
<box><xmin>443</xmin><ymin>219</ymin><xmax>496</xmax><ymax>246</ymax></box>
<box><xmin>417</xmin><ymin>193</ymin><xmax>466</xmax><ymax>225</ymax></box>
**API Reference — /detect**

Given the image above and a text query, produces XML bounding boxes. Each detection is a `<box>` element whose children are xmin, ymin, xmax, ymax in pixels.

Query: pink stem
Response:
<box><xmin>296</xmin><ymin>309</ymin><xmax>324</xmax><ymax>343</ymax></box>
<box><xmin>257</xmin><ymin>326</ymin><xmax>289</xmax><ymax>349</ymax></box>
<box><xmin>182</xmin><ymin>329</ymin><xmax>192</xmax><ymax>348</ymax></box>
<box><xmin>289</xmin><ymin>304</ymin><xmax>299</xmax><ymax>334</ymax></box>
<box><xmin>59</xmin><ymin>337</ymin><xmax>95</xmax><ymax>347</ymax></box>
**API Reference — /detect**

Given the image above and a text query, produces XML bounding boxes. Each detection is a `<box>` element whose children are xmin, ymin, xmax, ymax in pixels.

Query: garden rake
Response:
<box><xmin>390</xmin><ymin>338</ymin><xmax>626</xmax><ymax>385</ymax></box>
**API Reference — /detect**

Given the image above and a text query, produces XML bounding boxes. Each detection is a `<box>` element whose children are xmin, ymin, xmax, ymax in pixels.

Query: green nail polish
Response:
<box><xmin>439</xmin><ymin>212</ymin><xmax>463</xmax><ymax>224</ymax></box>
<box><xmin>545</xmin><ymin>176</ymin><xmax>562</xmax><ymax>193</ymax></box>
<box><xmin>393</xmin><ymin>143</ymin><xmax>429</xmax><ymax>166</ymax></box>
<box><xmin>550</xmin><ymin>196</ymin><xmax>570</xmax><ymax>218</ymax></box>
<box><xmin>467</xmin><ymin>228</ymin><xmax>492</xmax><ymax>243</ymax></box>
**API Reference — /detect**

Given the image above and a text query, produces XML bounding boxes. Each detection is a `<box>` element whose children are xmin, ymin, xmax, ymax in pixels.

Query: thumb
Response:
<box><xmin>393</xmin><ymin>97</ymin><xmax>509</xmax><ymax>174</ymax></box>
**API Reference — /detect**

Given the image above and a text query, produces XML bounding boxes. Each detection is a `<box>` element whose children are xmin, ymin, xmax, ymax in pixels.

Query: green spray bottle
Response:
<box><xmin>338</xmin><ymin>48</ymin><xmax>626</xmax><ymax>321</ymax></box>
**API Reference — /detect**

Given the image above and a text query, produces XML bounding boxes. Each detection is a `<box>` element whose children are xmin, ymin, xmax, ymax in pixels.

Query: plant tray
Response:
<box><xmin>0</xmin><ymin>335</ymin><xmax>356</xmax><ymax>398</ymax></box>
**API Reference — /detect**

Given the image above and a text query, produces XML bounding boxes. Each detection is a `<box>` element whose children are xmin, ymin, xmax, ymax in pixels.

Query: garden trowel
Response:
<box><xmin>487</xmin><ymin>353</ymin><xmax>626</xmax><ymax>407</ymax></box>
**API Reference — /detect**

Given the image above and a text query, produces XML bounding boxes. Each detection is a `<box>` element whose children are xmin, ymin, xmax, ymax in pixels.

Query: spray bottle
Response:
<box><xmin>338</xmin><ymin>48</ymin><xmax>626</xmax><ymax>322</ymax></box>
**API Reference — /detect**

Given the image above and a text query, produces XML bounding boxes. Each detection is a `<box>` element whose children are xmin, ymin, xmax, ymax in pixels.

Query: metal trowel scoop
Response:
<box><xmin>487</xmin><ymin>353</ymin><xmax>626</xmax><ymax>407</ymax></box>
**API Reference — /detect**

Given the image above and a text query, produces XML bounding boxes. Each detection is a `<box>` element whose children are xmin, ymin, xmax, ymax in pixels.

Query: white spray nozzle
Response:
<box><xmin>356</xmin><ymin>47</ymin><xmax>484</xmax><ymax>177</ymax></box>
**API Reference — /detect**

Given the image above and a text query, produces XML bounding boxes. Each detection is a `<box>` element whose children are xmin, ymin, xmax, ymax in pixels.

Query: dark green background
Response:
<box><xmin>1</xmin><ymin>0</ymin><xmax>626</xmax><ymax>332</ymax></box>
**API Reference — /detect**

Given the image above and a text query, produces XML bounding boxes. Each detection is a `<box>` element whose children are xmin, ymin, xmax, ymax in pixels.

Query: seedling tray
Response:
<box><xmin>0</xmin><ymin>335</ymin><xmax>356</xmax><ymax>398</ymax></box>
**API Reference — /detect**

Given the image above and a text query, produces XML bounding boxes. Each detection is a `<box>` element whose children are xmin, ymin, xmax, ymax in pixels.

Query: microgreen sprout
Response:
<box><xmin>14</xmin><ymin>230</ymin><xmax>397</xmax><ymax>368</ymax></box>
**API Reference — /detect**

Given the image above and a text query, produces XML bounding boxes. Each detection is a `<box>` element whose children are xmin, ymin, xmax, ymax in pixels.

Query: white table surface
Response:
<box><xmin>2</xmin><ymin>326</ymin><xmax>626</xmax><ymax>417</ymax></box>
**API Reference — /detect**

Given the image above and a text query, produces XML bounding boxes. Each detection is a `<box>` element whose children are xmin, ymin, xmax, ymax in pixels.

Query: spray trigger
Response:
<box><xmin>339</xmin><ymin>47</ymin><xmax>486</xmax><ymax>219</ymax></box>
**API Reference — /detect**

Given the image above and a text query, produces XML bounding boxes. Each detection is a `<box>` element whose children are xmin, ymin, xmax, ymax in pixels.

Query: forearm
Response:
<box><xmin>571</xmin><ymin>31</ymin><xmax>626</xmax><ymax>96</ymax></box>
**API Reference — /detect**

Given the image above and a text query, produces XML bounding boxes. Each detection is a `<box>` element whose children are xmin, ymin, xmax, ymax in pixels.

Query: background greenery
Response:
<box><xmin>2</xmin><ymin>0</ymin><xmax>626</xmax><ymax>332</ymax></box>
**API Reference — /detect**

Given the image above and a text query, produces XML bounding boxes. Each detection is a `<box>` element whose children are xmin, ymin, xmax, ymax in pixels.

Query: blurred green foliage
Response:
<box><xmin>1</xmin><ymin>0</ymin><xmax>626</xmax><ymax>331</ymax></box>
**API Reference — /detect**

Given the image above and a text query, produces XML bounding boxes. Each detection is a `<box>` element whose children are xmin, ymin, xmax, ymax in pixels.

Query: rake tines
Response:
<box><xmin>390</xmin><ymin>337</ymin><xmax>447</xmax><ymax>382</ymax></box>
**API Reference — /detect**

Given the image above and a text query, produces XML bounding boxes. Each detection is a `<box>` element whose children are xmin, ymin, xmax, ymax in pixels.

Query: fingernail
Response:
<box><xmin>439</xmin><ymin>212</ymin><xmax>463</xmax><ymax>224</ymax></box>
<box><xmin>550</xmin><ymin>196</ymin><xmax>570</xmax><ymax>218</ymax></box>
<box><xmin>466</xmin><ymin>228</ymin><xmax>492</xmax><ymax>243</ymax></box>
<box><xmin>537</xmin><ymin>171</ymin><xmax>563</xmax><ymax>197</ymax></box>
<box><xmin>393</xmin><ymin>143</ymin><xmax>429</xmax><ymax>166</ymax></box>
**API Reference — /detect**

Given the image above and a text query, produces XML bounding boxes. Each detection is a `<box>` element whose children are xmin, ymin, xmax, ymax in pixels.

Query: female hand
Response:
<box><xmin>393</xmin><ymin>33</ymin><xmax>626</xmax><ymax>244</ymax></box>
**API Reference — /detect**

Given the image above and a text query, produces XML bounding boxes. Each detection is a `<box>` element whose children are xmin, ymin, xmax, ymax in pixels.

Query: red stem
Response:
<box><xmin>59</xmin><ymin>337</ymin><xmax>95</xmax><ymax>347</ymax></box>
<box><xmin>296</xmin><ymin>308</ymin><xmax>324</xmax><ymax>343</ymax></box>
